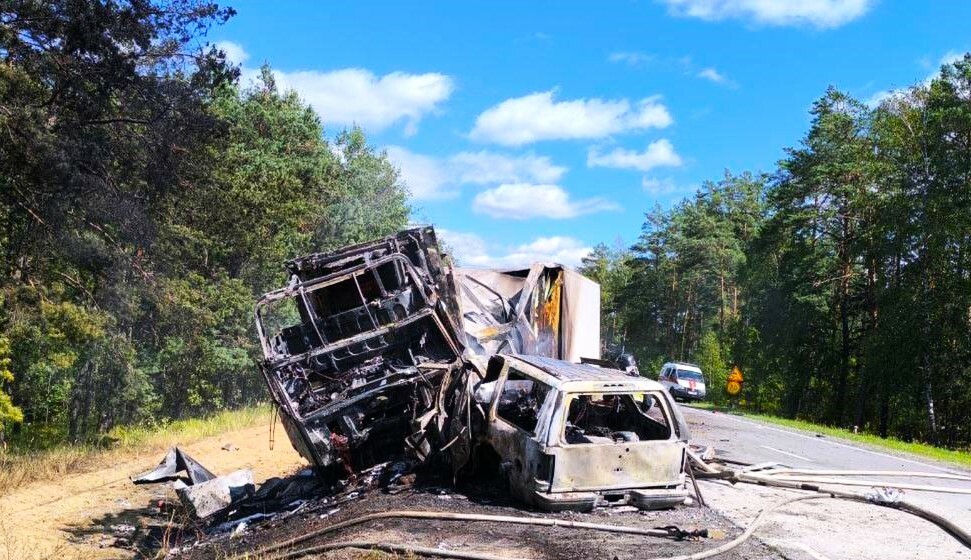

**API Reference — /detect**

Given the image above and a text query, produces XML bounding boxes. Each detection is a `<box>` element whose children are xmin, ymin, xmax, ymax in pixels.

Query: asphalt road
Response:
<box><xmin>681</xmin><ymin>405</ymin><xmax>971</xmax><ymax>560</ymax></box>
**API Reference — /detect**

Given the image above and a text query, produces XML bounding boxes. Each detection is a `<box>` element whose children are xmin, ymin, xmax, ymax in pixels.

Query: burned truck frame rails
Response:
<box><xmin>254</xmin><ymin>227</ymin><xmax>467</xmax><ymax>477</ymax></box>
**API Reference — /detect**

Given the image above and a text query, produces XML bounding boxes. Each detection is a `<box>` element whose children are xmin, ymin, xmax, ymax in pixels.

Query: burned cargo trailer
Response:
<box><xmin>455</xmin><ymin>265</ymin><xmax>600</xmax><ymax>363</ymax></box>
<box><xmin>254</xmin><ymin>227</ymin><xmax>467</xmax><ymax>477</ymax></box>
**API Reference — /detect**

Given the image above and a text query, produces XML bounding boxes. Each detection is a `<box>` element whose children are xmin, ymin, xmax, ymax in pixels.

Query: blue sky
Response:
<box><xmin>212</xmin><ymin>1</ymin><xmax>969</xmax><ymax>268</ymax></box>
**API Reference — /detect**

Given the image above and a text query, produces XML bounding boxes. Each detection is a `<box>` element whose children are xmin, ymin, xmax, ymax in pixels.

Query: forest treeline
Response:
<box><xmin>0</xmin><ymin>1</ymin><xmax>409</xmax><ymax>448</ymax></box>
<box><xmin>581</xmin><ymin>56</ymin><xmax>971</xmax><ymax>449</ymax></box>
<box><xmin>4</xmin><ymin>2</ymin><xmax>970</xmax><ymax>454</ymax></box>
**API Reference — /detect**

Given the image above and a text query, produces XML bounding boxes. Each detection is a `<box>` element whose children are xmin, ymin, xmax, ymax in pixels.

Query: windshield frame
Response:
<box><xmin>675</xmin><ymin>369</ymin><xmax>704</xmax><ymax>381</ymax></box>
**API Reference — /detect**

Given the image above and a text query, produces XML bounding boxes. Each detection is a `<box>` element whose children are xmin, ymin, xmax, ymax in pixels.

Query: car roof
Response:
<box><xmin>665</xmin><ymin>361</ymin><xmax>702</xmax><ymax>372</ymax></box>
<box><xmin>503</xmin><ymin>354</ymin><xmax>665</xmax><ymax>392</ymax></box>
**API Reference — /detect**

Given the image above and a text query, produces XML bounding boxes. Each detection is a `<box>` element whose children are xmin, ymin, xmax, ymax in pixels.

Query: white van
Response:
<box><xmin>658</xmin><ymin>362</ymin><xmax>706</xmax><ymax>402</ymax></box>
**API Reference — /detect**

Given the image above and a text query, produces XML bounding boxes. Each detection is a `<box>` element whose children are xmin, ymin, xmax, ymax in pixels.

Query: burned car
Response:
<box><xmin>254</xmin><ymin>227</ymin><xmax>466</xmax><ymax>478</ymax></box>
<box><xmin>471</xmin><ymin>354</ymin><xmax>690</xmax><ymax>512</ymax></box>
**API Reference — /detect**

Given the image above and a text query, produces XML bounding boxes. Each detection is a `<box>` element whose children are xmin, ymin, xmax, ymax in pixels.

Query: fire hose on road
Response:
<box><xmin>679</xmin><ymin>455</ymin><xmax>971</xmax><ymax>559</ymax></box>
<box><xmin>257</xmin><ymin>510</ymin><xmax>711</xmax><ymax>560</ymax></box>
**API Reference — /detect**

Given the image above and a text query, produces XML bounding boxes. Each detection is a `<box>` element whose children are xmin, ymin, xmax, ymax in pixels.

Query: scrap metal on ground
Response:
<box><xmin>132</xmin><ymin>447</ymin><xmax>255</xmax><ymax>519</ymax></box>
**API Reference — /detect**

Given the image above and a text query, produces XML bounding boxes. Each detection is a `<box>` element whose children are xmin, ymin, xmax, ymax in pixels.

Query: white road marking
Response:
<box><xmin>788</xmin><ymin>543</ymin><xmax>834</xmax><ymax>560</ymax></box>
<box><xmin>683</xmin><ymin>407</ymin><xmax>967</xmax><ymax>475</ymax></box>
<box><xmin>760</xmin><ymin>445</ymin><xmax>812</xmax><ymax>462</ymax></box>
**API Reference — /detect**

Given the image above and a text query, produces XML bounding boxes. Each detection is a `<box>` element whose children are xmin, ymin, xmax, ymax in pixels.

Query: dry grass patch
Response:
<box><xmin>0</xmin><ymin>404</ymin><xmax>273</xmax><ymax>496</ymax></box>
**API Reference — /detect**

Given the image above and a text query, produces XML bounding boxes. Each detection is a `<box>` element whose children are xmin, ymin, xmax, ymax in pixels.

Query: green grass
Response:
<box><xmin>106</xmin><ymin>403</ymin><xmax>273</xmax><ymax>448</ymax></box>
<box><xmin>687</xmin><ymin>403</ymin><xmax>971</xmax><ymax>469</ymax></box>
<box><xmin>0</xmin><ymin>404</ymin><xmax>274</xmax><ymax>496</ymax></box>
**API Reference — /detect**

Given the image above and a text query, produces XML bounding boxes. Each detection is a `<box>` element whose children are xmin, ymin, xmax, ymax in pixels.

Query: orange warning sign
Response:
<box><xmin>726</xmin><ymin>366</ymin><xmax>744</xmax><ymax>396</ymax></box>
<box><xmin>726</xmin><ymin>380</ymin><xmax>742</xmax><ymax>396</ymax></box>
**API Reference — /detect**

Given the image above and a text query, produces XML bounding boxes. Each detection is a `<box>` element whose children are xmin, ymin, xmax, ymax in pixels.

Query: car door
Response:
<box><xmin>487</xmin><ymin>363</ymin><xmax>556</xmax><ymax>502</ymax></box>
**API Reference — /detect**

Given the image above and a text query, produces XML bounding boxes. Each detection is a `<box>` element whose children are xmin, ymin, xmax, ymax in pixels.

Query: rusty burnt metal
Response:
<box><xmin>132</xmin><ymin>447</ymin><xmax>255</xmax><ymax>519</ymax></box>
<box><xmin>255</xmin><ymin>227</ymin><xmax>466</xmax><ymax>478</ymax></box>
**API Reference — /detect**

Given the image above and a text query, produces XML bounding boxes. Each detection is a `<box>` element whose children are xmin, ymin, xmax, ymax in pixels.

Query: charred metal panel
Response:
<box><xmin>456</xmin><ymin>265</ymin><xmax>600</xmax><ymax>361</ymax></box>
<box><xmin>255</xmin><ymin>227</ymin><xmax>466</xmax><ymax>479</ymax></box>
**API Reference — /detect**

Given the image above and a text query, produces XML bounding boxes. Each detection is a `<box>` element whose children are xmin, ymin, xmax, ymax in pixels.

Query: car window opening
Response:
<box><xmin>496</xmin><ymin>370</ymin><xmax>552</xmax><ymax>434</ymax></box>
<box><xmin>676</xmin><ymin>369</ymin><xmax>703</xmax><ymax>381</ymax></box>
<box><xmin>564</xmin><ymin>393</ymin><xmax>671</xmax><ymax>444</ymax></box>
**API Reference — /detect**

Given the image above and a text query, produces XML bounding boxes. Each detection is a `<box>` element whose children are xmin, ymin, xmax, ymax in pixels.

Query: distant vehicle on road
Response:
<box><xmin>658</xmin><ymin>362</ymin><xmax>707</xmax><ymax>402</ymax></box>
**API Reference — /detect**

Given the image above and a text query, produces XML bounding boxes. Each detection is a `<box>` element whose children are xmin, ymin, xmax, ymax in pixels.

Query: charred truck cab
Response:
<box><xmin>474</xmin><ymin>354</ymin><xmax>690</xmax><ymax>512</ymax></box>
<box><xmin>254</xmin><ymin>227</ymin><xmax>466</xmax><ymax>478</ymax></box>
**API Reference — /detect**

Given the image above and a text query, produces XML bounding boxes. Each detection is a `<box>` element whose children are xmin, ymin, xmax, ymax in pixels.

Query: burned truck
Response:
<box><xmin>255</xmin><ymin>227</ymin><xmax>604</xmax><ymax>476</ymax></box>
<box><xmin>254</xmin><ymin>227</ymin><xmax>466</xmax><ymax>477</ymax></box>
<box><xmin>255</xmin><ymin>227</ymin><xmax>690</xmax><ymax>510</ymax></box>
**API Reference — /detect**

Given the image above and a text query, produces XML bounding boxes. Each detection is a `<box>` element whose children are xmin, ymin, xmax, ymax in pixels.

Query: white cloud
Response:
<box><xmin>385</xmin><ymin>147</ymin><xmax>568</xmax><ymax>200</ymax></box>
<box><xmin>449</xmin><ymin>151</ymin><xmax>567</xmax><ymax>185</ymax></box>
<box><xmin>228</xmin><ymin>41</ymin><xmax>453</xmax><ymax>135</ymax></box>
<box><xmin>696</xmin><ymin>67</ymin><xmax>738</xmax><ymax>89</ymax></box>
<box><xmin>215</xmin><ymin>40</ymin><xmax>249</xmax><ymax>65</ymax></box>
<box><xmin>660</xmin><ymin>0</ymin><xmax>872</xmax><ymax>29</ymax></box>
<box><xmin>472</xmin><ymin>183</ymin><xmax>619</xmax><ymax>220</ymax></box>
<box><xmin>866</xmin><ymin>51</ymin><xmax>966</xmax><ymax>108</ymax></box>
<box><xmin>438</xmin><ymin>229</ymin><xmax>490</xmax><ymax>263</ymax></box>
<box><xmin>470</xmin><ymin>91</ymin><xmax>673</xmax><ymax>146</ymax></box>
<box><xmin>609</xmin><ymin>51</ymin><xmax>654</xmax><ymax>66</ymax></box>
<box><xmin>864</xmin><ymin>89</ymin><xmax>901</xmax><ymax>108</ymax></box>
<box><xmin>920</xmin><ymin>51</ymin><xmax>965</xmax><ymax>88</ymax></box>
<box><xmin>697</xmin><ymin>68</ymin><xmax>726</xmax><ymax>83</ymax></box>
<box><xmin>267</xmin><ymin>69</ymin><xmax>452</xmax><ymax>135</ymax></box>
<box><xmin>385</xmin><ymin>146</ymin><xmax>454</xmax><ymax>200</ymax></box>
<box><xmin>641</xmin><ymin>176</ymin><xmax>694</xmax><ymax>196</ymax></box>
<box><xmin>587</xmin><ymin>139</ymin><xmax>684</xmax><ymax>172</ymax></box>
<box><xmin>439</xmin><ymin>230</ymin><xmax>593</xmax><ymax>269</ymax></box>
<box><xmin>933</xmin><ymin>51</ymin><xmax>965</xmax><ymax>70</ymax></box>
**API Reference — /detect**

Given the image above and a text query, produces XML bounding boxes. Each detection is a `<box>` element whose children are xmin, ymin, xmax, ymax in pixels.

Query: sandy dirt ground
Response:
<box><xmin>0</xmin><ymin>417</ymin><xmax>306</xmax><ymax>560</ymax></box>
